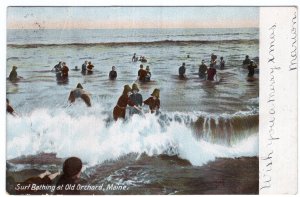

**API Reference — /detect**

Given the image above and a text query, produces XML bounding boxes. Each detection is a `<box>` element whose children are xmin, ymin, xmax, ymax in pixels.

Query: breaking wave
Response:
<box><xmin>7</xmin><ymin>107</ymin><xmax>258</xmax><ymax>167</ymax></box>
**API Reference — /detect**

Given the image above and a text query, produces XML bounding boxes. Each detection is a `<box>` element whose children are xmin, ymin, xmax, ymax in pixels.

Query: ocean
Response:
<box><xmin>6</xmin><ymin>28</ymin><xmax>259</xmax><ymax>194</ymax></box>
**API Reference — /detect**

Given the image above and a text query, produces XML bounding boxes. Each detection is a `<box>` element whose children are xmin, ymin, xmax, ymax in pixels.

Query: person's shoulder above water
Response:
<box><xmin>243</xmin><ymin>55</ymin><xmax>251</xmax><ymax>65</ymax></box>
<box><xmin>109</xmin><ymin>66</ymin><xmax>117</xmax><ymax>79</ymax></box>
<box><xmin>8</xmin><ymin>65</ymin><xmax>18</xmax><ymax>81</ymax></box>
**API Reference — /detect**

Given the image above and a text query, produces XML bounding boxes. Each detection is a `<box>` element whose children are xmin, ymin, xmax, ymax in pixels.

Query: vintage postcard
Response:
<box><xmin>4</xmin><ymin>5</ymin><xmax>297</xmax><ymax>195</ymax></box>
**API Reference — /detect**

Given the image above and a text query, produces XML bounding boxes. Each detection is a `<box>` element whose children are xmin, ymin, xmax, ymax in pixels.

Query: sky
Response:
<box><xmin>7</xmin><ymin>7</ymin><xmax>259</xmax><ymax>29</ymax></box>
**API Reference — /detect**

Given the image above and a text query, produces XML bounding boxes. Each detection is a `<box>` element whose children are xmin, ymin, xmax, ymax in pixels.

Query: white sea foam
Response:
<box><xmin>7</xmin><ymin>107</ymin><xmax>258</xmax><ymax>166</ymax></box>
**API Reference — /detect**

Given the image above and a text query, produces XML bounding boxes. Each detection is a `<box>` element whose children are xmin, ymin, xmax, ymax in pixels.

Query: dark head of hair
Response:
<box><xmin>140</xmin><ymin>64</ymin><xmax>143</xmax><ymax>68</ymax></box>
<box><xmin>220</xmin><ymin>57</ymin><xmax>223</xmax><ymax>60</ymax></box>
<box><xmin>6</xmin><ymin>98</ymin><xmax>9</xmax><ymax>103</ymax></box>
<box><xmin>76</xmin><ymin>83</ymin><xmax>83</xmax><ymax>89</ymax></box>
<box><xmin>122</xmin><ymin>85</ymin><xmax>132</xmax><ymax>96</ymax></box>
<box><xmin>182</xmin><ymin>62</ymin><xmax>185</xmax><ymax>66</ymax></box>
<box><xmin>63</xmin><ymin>157</ymin><xmax>82</xmax><ymax>178</ymax></box>
<box><xmin>246</xmin><ymin>55</ymin><xmax>249</xmax><ymax>58</ymax></box>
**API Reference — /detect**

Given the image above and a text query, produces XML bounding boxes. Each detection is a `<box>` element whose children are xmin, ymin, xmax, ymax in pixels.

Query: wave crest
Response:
<box><xmin>7</xmin><ymin>39</ymin><xmax>259</xmax><ymax>48</ymax></box>
<box><xmin>7</xmin><ymin>108</ymin><xmax>258</xmax><ymax>166</ymax></box>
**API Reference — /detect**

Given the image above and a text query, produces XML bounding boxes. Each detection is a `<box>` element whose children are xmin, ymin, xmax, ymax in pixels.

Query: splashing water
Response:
<box><xmin>7</xmin><ymin>107</ymin><xmax>258</xmax><ymax>167</ymax></box>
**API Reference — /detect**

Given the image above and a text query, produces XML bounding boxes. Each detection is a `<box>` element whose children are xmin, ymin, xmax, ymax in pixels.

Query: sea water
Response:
<box><xmin>6</xmin><ymin>28</ymin><xmax>259</xmax><ymax>179</ymax></box>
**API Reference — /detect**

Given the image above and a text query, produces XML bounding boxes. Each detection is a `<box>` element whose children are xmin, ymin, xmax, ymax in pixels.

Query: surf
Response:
<box><xmin>7</xmin><ymin>107</ymin><xmax>258</xmax><ymax>167</ymax></box>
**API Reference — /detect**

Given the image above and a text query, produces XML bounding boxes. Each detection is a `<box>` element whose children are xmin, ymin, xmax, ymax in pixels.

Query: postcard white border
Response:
<box><xmin>259</xmin><ymin>7</ymin><xmax>298</xmax><ymax>194</ymax></box>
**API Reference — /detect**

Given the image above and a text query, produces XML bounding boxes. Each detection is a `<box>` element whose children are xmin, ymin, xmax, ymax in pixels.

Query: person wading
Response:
<box><xmin>81</xmin><ymin>61</ymin><xmax>88</xmax><ymax>74</ymax></box>
<box><xmin>8</xmin><ymin>66</ymin><xmax>18</xmax><ymax>81</ymax></box>
<box><xmin>145</xmin><ymin>66</ymin><xmax>151</xmax><ymax>82</ymax></box>
<box><xmin>243</xmin><ymin>55</ymin><xmax>251</xmax><ymax>65</ymax></box>
<box><xmin>211</xmin><ymin>53</ymin><xmax>217</xmax><ymax>65</ymax></box>
<box><xmin>178</xmin><ymin>62</ymin><xmax>186</xmax><ymax>79</ymax></box>
<box><xmin>132</xmin><ymin>53</ymin><xmax>138</xmax><ymax>62</ymax></box>
<box><xmin>220</xmin><ymin>56</ymin><xmax>225</xmax><ymax>70</ymax></box>
<box><xmin>61</xmin><ymin>62</ymin><xmax>69</xmax><ymax>78</ymax></box>
<box><xmin>199</xmin><ymin>60</ymin><xmax>207</xmax><ymax>79</ymax></box>
<box><xmin>87</xmin><ymin>61</ymin><xmax>94</xmax><ymax>74</ymax></box>
<box><xmin>144</xmin><ymin>88</ymin><xmax>160</xmax><ymax>114</ymax></box>
<box><xmin>68</xmin><ymin>83</ymin><xmax>91</xmax><ymax>107</ymax></box>
<box><xmin>247</xmin><ymin>60</ymin><xmax>257</xmax><ymax>77</ymax></box>
<box><xmin>207</xmin><ymin>63</ymin><xmax>217</xmax><ymax>81</ymax></box>
<box><xmin>109</xmin><ymin>66</ymin><xmax>117</xmax><ymax>80</ymax></box>
<box><xmin>113</xmin><ymin>85</ymin><xmax>141</xmax><ymax>121</ymax></box>
<box><xmin>138</xmin><ymin>64</ymin><xmax>147</xmax><ymax>81</ymax></box>
<box><xmin>129</xmin><ymin>83</ymin><xmax>143</xmax><ymax>115</ymax></box>
<box><xmin>52</xmin><ymin>61</ymin><xmax>62</xmax><ymax>72</ymax></box>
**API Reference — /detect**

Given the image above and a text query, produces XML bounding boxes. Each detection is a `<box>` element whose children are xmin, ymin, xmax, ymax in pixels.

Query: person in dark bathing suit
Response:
<box><xmin>178</xmin><ymin>63</ymin><xmax>186</xmax><ymax>79</ymax></box>
<box><xmin>144</xmin><ymin>88</ymin><xmax>160</xmax><ymax>114</ymax></box>
<box><xmin>129</xmin><ymin>83</ymin><xmax>143</xmax><ymax>115</ymax></box>
<box><xmin>207</xmin><ymin>63</ymin><xmax>217</xmax><ymax>81</ymax></box>
<box><xmin>220</xmin><ymin>56</ymin><xmax>225</xmax><ymax>70</ymax></box>
<box><xmin>61</xmin><ymin>62</ymin><xmax>69</xmax><ymax>78</ymax></box>
<box><xmin>138</xmin><ymin>64</ymin><xmax>147</xmax><ymax>81</ymax></box>
<box><xmin>55</xmin><ymin>157</ymin><xmax>82</xmax><ymax>195</ymax></box>
<box><xmin>248</xmin><ymin>60</ymin><xmax>257</xmax><ymax>77</ymax></box>
<box><xmin>109</xmin><ymin>66</ymin><xmax>117</xmax><ymax>80</ymax></box>
<box><xmin>81</xmin><ymin>61</ymin><xmax>88</xmax><ymax>74</ymax></box>
<box><xmin>8</xmin><ymin>66</ymin><xmax>18</xmax><ymax>82</ymax></box>
<box><xmin>87</xmin><ymin>61</ymin><xmax>94</xmax><ymax>74</ymax></box>
<box><xmin>145</xmin><ymin>66</ymin><xmax>151</xmax><ymax>81</ymax></box>
<box><xmin>52</xmin><ymin>61</ymin><xmax>62</xmax><ymax>72</ymax></box>
<box><xmin>113</xmin><ymin>85</ymin><xmax>141</xmax><ymax>121</ymax></box>
<box><xmin>211</xmin><ymin>53</ymin><xmax>217</xmax><ymax>65</ymax></box>
<box><xmin>243</xmin><ymin>55</ymin><xmax>251</xmax><ymax>65</ymax></box>
<box><xmin>199</xmin><ymin>60</ymin><xmax>207</xmax><ymax>79</ymax></box>
<box><xmin>132</xmin><ymin>53</ymin><xmax>138</xmax><ymax>62</ymax></box>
